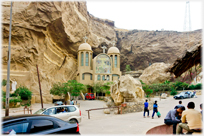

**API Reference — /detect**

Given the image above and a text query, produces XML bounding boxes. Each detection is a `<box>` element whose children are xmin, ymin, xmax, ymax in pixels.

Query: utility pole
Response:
<box><xmin>5</xmin><ymin>1</ymin><xmax>13</xmax><ymax>117</ymax></box>
<box><xmin>36</xmin><ymin>65</ymin><xmax>43</xmax><ymax>108</ymax></box>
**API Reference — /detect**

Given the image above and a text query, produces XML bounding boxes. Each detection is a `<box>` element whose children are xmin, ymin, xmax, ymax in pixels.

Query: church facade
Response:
<box><xmin>76</xmin><ymin>41</ymin><xmax>121</xmax><ymax>87</ymax></box>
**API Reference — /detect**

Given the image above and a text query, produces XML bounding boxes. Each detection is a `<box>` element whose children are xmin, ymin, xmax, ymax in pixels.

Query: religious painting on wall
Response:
<box><xmin>96</xmin><ymin>54</ymin><xmax>111</xmax><ymax>74</ymax></box>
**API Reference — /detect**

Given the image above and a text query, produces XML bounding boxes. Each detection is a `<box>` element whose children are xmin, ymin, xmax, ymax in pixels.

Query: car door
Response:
<box><xmin>2</xmin><ymin>120</ymin><xmax>29</xmax><ymax>134</ymax></box>
<box><xmin>184</xmin><ymin>92</ymin><xmax>188</xmax><ymax>98</ymax></box>
<box><xmin>67</xmin><ymin>106</ymin><xmax>78</xmax><ymax>117</ymax></box>
<box><xmin>54</xmin><ymin>106</ymin><xmax>70</xmax><ymax>121</ymax></box>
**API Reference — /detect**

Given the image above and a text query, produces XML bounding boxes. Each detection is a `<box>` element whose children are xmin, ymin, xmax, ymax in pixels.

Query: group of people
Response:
<box><xmin>144</xmin><ymin>100</ymin><xmax>202</xmax><ymax>134</ymax></box>
<box><xmin>143</xmin><ymin>100</ymin><xmax>160</xmax><ymax>119</ymax></box>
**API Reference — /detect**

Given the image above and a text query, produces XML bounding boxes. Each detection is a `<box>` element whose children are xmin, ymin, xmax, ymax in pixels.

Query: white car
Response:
<box><xmin>34</xmin><ymin>105</ymin><xmax>81</xmax><ymax>124</ymax></box>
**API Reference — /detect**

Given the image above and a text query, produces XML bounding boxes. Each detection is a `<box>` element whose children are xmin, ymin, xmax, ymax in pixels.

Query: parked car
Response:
<box><xmin>174</xmin><ymin>91</ymin><xmax>194</xmax><ymax>99</ymax></box>
<box><xmin>85</xmin><ymin>93</ymin><xmax>95</xmax><ymax>100</ymax></box>
<box><xmin>34</xmin><ymin>105</ymin><xmax>81</xmax><ymax>123</ymax></box>
<box><xmin>2</xmin><ymin>115</ymin><xmax>80</xmax><ymax>135</ymax></box>
<box><xmin>54</xmin><ymin>101</ymin><xmax>64</xmax><ymax>106</ymax></box>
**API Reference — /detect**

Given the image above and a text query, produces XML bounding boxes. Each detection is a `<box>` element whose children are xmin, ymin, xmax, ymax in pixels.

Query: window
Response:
<box><xmin>43</xmin><ymin>108</ymin><xmax>56</xmax><ymax>115</ymax></box>
<box><xmin>68</xmin><ymin>106</ymin><xmax>76</xmax><ymax>112</ymax></box>
<box><xmin>107</xmin><ymin>75</ymin><xmax>110</xmax><ymax>81</ymax></box>
<box><xmin>30</xmin><ymin>120</ymin><xmax>54</xmax><ymax>133</ymax></box>
<box><xmin>102</xmin><ymin>75</ymin><xmax>105</xmax><ymax>81</ymax></box>
<box><xmin>82</xmin><ymin>74</ymin><xmax>84</xmax><ymax>80</ymax></box>
<box><xmin>115</xmin><ymin>55</ymin><xmax>117</xmax><ymax>68</ymax></box>
<box><xmin>110</xmin><ymin>55</ymin><xmax>113</xmax><ymax>66</ymax></box>
<box><xmin>97</xmin><ymin>75</ymin><xmax>101</xmax><ymax>81</ymax></box>
<box><xmin>86</xmin><ymin>52</ymin><xmax>89</xmax><ymax>66</ymax></box>
<box><xmin>90</xmin><ymin>53</ymin><xmax>92</xmax><ymax>68</ymax></box>
<box><xmin>81</xmin><ymin>52</ymin><xmax>84</xmax><ymax>66</ymax></box>
<box><xmin>3</xmin><ymin>122</ymin><xmax>29</xmax><ymax>134</ymax></box>
<box><xmin>90</xmin><ymin>74</ymin><xmax>92</xmax><ymax>80</ymax></box>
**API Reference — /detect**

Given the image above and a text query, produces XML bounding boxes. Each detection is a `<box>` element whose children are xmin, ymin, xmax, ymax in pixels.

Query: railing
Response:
<box><xmin>86</xmin><ymin>106</ymin><xmax>124</xmax><ymax>119</ymax></box>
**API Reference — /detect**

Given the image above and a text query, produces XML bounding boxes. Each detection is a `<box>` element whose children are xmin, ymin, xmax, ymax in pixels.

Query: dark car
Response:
<box><xmin>85</xmin><ymin>93</ymin><xmax>95</xmax><ymax>100</ymax></box>
<box><xmin>2</xmin><ymin>114</ymin><xmax>80</xmax><ymax>135</ymax></box>
<box><xmin>54</xmin><ymin>101</ymin><xmax>64</xmax><ymax>106</ymax></box>
<box><xmin>174</xmin><ymin>91</ymin><xmax>194</xmax><ymax>99</ymax></box>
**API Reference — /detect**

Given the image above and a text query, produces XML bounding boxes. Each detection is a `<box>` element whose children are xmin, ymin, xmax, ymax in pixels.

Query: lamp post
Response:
<box><xmin>5</xmin><ymin>1</ymin><xmax>13</xmax><ymax>117</ymax></box>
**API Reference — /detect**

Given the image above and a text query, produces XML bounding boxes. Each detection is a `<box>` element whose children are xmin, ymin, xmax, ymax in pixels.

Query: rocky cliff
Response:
<box><xmin>1</xmin><ymin>1</ymin><xmax>202</xmax><ymax>103</ymax></box>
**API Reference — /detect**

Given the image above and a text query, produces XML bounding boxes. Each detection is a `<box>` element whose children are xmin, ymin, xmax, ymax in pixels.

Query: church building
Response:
<box><xmin>76</xmin><ymin>39</ymin><xmax>121</xmax><ymax>89</ymax></box>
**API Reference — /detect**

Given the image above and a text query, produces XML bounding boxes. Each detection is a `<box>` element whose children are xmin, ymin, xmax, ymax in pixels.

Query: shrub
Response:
<box><xmin>105</xmin><ymin>91</ymin><xmax>111</xmax><ymax>95</ymax></box>
<box><xmin>1</xmin><ymin>79</ymin><xmax>7</xmax><ymax>86</ymax></box>
<box><xmin>173</xmin><ymin>81</ymin><xmax>189</xmax><ymax>90</ymax></box>
<box><xmin>188</xmin><ymin>84</ymin><xmax>195</xmax><ymax>90</ymax></box>
<box><xmin>170</xmin><ymin>88</ymin><xmax>177</xmax><ymax>95</ymax></box>
<box><xmin>2</xmin><ymin>96</ymin><xmax>22</xmax><ymax>107</ymax></box>
<box><xmin>14</xmin><ymin>86</ymin><xmax>32</xmax><ymax>100</ymax></box>
<box><xmin>145</xmin><ymin>89</ymin><xmax>153</xmax><ymax>98</ymax></box>
<box><xmin>194</xmin><ymin>83</ymin><xmax>202</xmax><ymax>89</ymax></box>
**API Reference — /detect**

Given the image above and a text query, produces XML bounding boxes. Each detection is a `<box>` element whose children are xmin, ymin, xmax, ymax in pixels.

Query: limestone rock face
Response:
<box><xmin>111</xmin><ymin>75</ymin><xmax>144</xmax><ymax>105</ymax></box>
<box><xmin>1</xmin><ymin>1</ymin><xmax>202</xmax><ymax>103</ymax></box>
<box><xmin>116</xmin><ymin>29</ymin><xmax>202</xmax><ymax>71</ymax></box>
<box><xmin>139</xmin><ymin>62</ymin><xmax>171</xmax><ymax>85</ymax></box>
<box><xmin>1</xmin><ymin>1</ymin><xmax>116</xmax><ymax>103</ymax></box>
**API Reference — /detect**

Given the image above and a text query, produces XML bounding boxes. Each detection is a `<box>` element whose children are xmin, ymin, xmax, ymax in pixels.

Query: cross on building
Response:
<box><xmin>83</xmin><ymin>36</ymin><xmax>88</xmax><ymax>43</ymax></box>
<box><xmin>111</xmin><ymin>41</ymin><xmax>116</xmax><ymax>47</ymax></box>
<box><xmin>101</xmin><ymin>45</ymin><xmax>107</xmax><ymax>53</ymax></box>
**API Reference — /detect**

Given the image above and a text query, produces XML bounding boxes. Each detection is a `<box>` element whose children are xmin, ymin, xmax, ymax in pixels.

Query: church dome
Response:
<box><xmin>78</xmin><ymin>43</ymin><xmax>92</xmax><ymax>51</ymax></box>
<box><xmin>107</xmin><ymin>47</ymin><xmax>120</xmax><ymax>54</ymax></box>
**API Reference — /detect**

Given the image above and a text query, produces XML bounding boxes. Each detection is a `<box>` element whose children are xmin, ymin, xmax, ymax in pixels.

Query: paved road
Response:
<box><xmin>2</xmin><ymin>95</ymin><xmax>202</xmax><ymax>135</ymax></box>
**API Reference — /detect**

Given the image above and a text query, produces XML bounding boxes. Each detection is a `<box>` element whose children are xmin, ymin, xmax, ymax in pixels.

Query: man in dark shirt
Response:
<box><xmin>143</xmin><ymin>99</ymin><xmax>149</xmax><ymax>118</ymax></box>
<box><xmin>164</xmin><ymin>106</ymin><xmax>185</xmax><ymax>134</ymax></box>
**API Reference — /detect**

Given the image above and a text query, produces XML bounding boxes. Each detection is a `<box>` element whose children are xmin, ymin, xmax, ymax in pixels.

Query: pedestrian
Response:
<box><xmin>143</xmin><ymin>99</ymin><xmax>149</xmax><ymax>118</ymax></box>
<box><xmin>176</xmin><ymin>102</ymin><xmax>202</xmax><ymax>134</ymax></box>
<box><xmin>174</xmin><ymin>101</ymin><xmax>183</xmax><ymax>109</ymax></box>
<box><xmin>152</xmin><ymin>101</ymin><xmax>159</xmax><ymax>119</ymax></box>
<box><xmin>70</xmin><ymin>99</ymin><xmax>74</xmax><ymax>105</ymax></box>
<box><xmin>164</xmin><ymin>106</ymin><xmax>185</xmax><ymax>134</ymax></box>
<box><xmin>200</xmin><ymin>103</ymin><xmax>202</xmax><ymax>120</ymax></box>
<box><xmin>193</xmin><ymin>90</ymin><xmax>197</xmax><ymax>98</ymax></box>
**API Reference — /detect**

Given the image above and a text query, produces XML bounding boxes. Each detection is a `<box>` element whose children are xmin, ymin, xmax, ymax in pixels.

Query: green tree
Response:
<box><xmin>66</xmin><ymin>80</ymin><xmax>87</xmax><ymax>98</ymax></box>
<box><xmin>1</xmin><ymin>79</ymin><xmax>7</xmax><ymax>86</ymax></box>
<box><xmin>125</xmin><ymin>65</ymin><xmax>131</xmax><ymax>72</ymax></box>
<box><xmin>50</xmin><ymin>82</ymin><xmax>68</xmax><ymax>98</ymax></box>
<box><xmin>14</xmin><ymin>86</ymin><xmax>32</xmax><ymax>100</ymax></box>
<box><xmin>93</xmin><ymin>81</ymin><xmax>113</xmax><ymax>98</ymax></box>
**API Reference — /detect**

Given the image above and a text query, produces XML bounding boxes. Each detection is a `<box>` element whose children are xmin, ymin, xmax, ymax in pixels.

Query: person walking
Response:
<box><xmin>152</xmin><ymin>101</ymin><xmax>159</xmax><ymax>119</ymax></box>
<box><xmin>70</xmin><ymin>99</ymin><xmax>74</xmax><ymax>105</ymax></box>
<box><xmin>176</xmin><ymin>102</ymin><xmax>202</xmax><ymax>134</ymax></box>
<box><xmin>193</xmin><ymin>90</ymin><xmax>197</xmax><ymax>98</ymax></box>
<box><xmin>164</xmin><ymin>106</ymin><xmax>185</xmax><ymax>134</ymax></box>
<box><xmin>143</xmin><ymin>99</ymin><xmax>149</xmax><ymax>118</ymax></box>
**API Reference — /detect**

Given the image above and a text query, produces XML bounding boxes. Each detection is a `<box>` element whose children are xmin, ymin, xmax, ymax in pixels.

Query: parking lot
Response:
<box><xmin>2</xmin><ymin>94</ymin><xmax>202</xmax><ymax>134</ymax></box>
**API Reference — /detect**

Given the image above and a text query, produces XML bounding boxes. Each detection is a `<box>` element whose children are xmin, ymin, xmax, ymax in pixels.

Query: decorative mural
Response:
<box><xmin>96</xmin><ymin>54</ymin><xmax>111</xmax><ymax>73</ymax></box>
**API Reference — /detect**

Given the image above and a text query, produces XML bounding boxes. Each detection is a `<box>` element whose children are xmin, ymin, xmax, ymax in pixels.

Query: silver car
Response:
<box><xmin>174</xmin><ymin>91</ymin><xmax>194</xmax><ymax>99</ymax></box>
<box><xmin>34</xmin><ymin>105</ymin><xmax>81</xmax><ymax>124</ymax></box>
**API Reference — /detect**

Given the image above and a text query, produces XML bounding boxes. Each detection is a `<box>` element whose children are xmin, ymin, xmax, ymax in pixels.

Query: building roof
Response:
<box><xmin>107</xmin><ymin>47</ymin><xmax>120</xmax><ymax>54</ymax></box>
<box><xmin>166</xmin><ymin>43</ymin><xmax>201</xmax><ymax>77</ymax></box>
<box><xmin>78</xmin><ymin>43</ymin><xmax>92</xmax><ymax>51</ymax></box>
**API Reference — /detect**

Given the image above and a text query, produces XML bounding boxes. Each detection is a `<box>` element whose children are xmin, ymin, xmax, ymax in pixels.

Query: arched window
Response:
<box><xmin>110</xmin><ymin>55</ymin><xmax>113</xmax><ymax>65</ymax></box>
<box><xmin>97</xmin><ymin>75</ymin><xmax>101</xmax><ymax>81</ymax></box>
<box><xmin>107</xmin><ymin>75</ymin><xmax>110</xmax><ymax>81</ymax></box>
<box><xmin>82</xmin><ymin>73</ymin><xmax>85</xmax><ymax>80</ymax></box>
<box><xmin>90</xmin><ymin>53</ymin><xmax>92</xmax><ymax>69</ymax></box>
<box><xmin>90</xmin><ymin>74</ymin><xmax>92</xmax><ymax>80</ymax></box>
<box><xmin>115</xmin><ymin>55</ymin><xmax>117</xmax><ymax>68</ymax></box>
<box><xmin>86</xmin><ymin>52</ymin><xmax>89</xmax><ymax>66</ymax></box>
<box><xmin>102</xmin><ymin>75</ymin><xmax>105</xmax><ymax>81</ymax></box>
<box><xmin>81</xmin><ymin>52</ymin><xmax>84</xmax><ymax>66</ymax></box>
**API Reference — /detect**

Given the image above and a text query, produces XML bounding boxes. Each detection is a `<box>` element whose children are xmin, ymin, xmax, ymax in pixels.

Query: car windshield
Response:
<box><xmin>33</xmin><ymin>108</ymin><xmax>46</xmax><ymax>114</ymax></box>
<box><xmin>90</xmin><ymin>94</ymin><xmax>94</xmax><ymax>96</ymax></box>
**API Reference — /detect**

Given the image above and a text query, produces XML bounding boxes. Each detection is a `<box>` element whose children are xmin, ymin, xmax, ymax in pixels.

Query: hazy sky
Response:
<box><xmin>87</xmin><ymin>0</ymin><xmax>203</xmax><ymax>32</ymax></box>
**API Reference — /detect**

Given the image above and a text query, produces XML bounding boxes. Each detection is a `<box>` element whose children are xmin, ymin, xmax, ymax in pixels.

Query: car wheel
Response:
<box><xmin>69</xmin><ymin>119</ymin><xmax>78</xmax><ymax>124</ymax></box>
<box><xmin>181</xmin><ymin>96</ymin><xmax>184</xmax><ymax>99</ymax></box>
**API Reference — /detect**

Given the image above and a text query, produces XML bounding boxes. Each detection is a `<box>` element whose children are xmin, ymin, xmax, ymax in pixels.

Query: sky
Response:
<box><xmin>87</xmin><ymin>0</ymin><xmax>203</xmax><ymax>32</ymax></box>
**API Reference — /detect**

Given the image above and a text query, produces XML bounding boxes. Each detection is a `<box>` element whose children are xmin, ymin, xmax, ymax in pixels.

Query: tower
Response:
<box><xmin>183</xmin><ymin>1</ymin><xmax>191</xmax><ymax>32</ymax></box>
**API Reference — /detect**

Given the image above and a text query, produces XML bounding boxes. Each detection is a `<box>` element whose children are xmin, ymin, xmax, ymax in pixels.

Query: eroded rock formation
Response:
<box><xmin>1</xmin><ymin>1</ymin><xmax>202</xmax><ymax>103</ymax></box>
<box><xmin>111</xmin><ymin>75</ymin><xmax>144</xmax><ymax>105</ymax></box>
<box><xmin>139</xmin><ymin>62</ymin><xmax>171</xmax><ymax>85</ymax></box>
